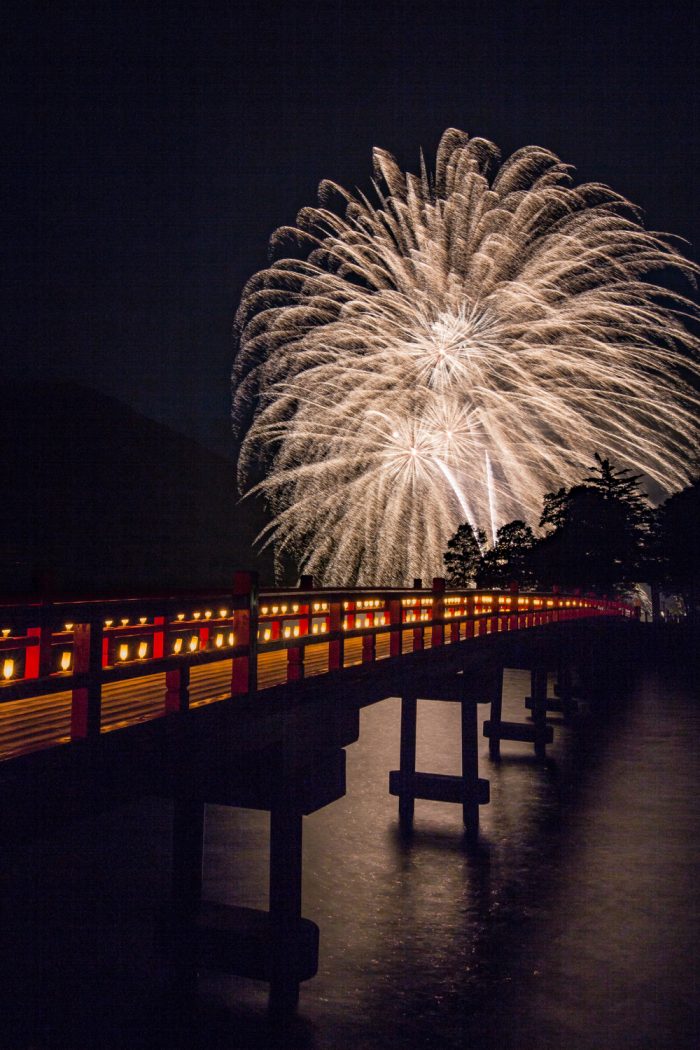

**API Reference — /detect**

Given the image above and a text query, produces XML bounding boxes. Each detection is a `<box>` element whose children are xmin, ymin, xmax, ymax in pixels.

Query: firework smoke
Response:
<box><xmin>233</xmin><ymin>128</ymin><xmax>700</xmax><ymax>585</ymax></box>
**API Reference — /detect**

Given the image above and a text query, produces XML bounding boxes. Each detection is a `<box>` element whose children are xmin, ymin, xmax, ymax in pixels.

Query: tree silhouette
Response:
<box><xmin>443</xmin><ymin>524</ymin><xmax>486</xmax><ymax>586</ymax></box>
<box><xmin>478</xmin><ymin>520</ymin><xmax>536</xmax><ymax>589</ymax></box>
<box><xmin>531</xmin><ymin>456</ymin><xmax>654</xmax><ymax>594</ymax></box>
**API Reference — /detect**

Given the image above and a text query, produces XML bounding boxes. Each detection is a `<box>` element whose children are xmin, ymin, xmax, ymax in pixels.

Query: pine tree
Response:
<box><xmin>443</xmin><ymin>524</ymin><xmax>486</xmax><ymax>587</ymax></box>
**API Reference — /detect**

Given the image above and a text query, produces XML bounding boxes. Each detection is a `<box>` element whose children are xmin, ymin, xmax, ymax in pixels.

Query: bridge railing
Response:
<box><xmin>254</xmin><ymin>582</ymin><xmax>629</xmax><ymax>683</ymax></box>
<box><xmin>0</xmin><ymin>575</ymin><xmax>631</xmax><ymax>751</ymax></box>
<box><xmin>0</xmin><ymin>573</ymin><xmax>256</xmax><ymax>742</ymax></box>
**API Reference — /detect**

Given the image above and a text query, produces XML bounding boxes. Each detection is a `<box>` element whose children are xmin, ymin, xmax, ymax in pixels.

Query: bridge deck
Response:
<box><xmin>0</xmin><ymin>629</ymin><xmax>436</xmax><ymax>762</ymax></box>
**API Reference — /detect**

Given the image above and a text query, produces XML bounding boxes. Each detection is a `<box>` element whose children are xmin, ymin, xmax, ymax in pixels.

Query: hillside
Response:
<box><xmin>1</xmin><ymin>382</ymin><xmax>273</xmax><ymax>597</ymax></box>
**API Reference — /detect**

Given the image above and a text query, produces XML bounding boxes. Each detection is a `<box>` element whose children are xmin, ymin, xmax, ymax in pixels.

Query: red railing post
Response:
<box><xmin>432</xmin><ymin>577</ymin><xmax>445</xmax><ymax>647</ymax></box>
<box><xmin>287</xmin><ymin>645</ymin><xmax>304</xmax><ymax>682</ymax></box>
<box><xmin>464</xmin><ymin>593</ymin><xmax>475</xmax><ymax>639</ymax></box>
<box><xmin>328</xmin><ymin>601</ymin><xmax>344</xmax><ymax>671</ymax></box>
<box><xmin>231</xmin><ymin>571</ymin><xmax>258</xmax><ymax>697</ymax></box>
<box><xmin>509</xmin><ymin>582</ymin><xmax>519</xmax><ymax>631</ymax></box>
<box><xmin>25</xmin><ymin>609</ymin><xmax>53</xmax><ymax>679</ymax></box>
<box><xmin>389</xmin><ymin>599</ymin><xmax>402</xmax><ymax>658</ymax></box>
<box><xmin>71</xmin><ymin>619</ymin><xmax>103</xmax><ymax>741</ymax></box>
<box><xmin>153</xmin><ymin>615</ymin><xmax>166</xmax><ymax>659</ymax></box>
<box><xmin>165</xmin><ymin>664</ymin><xmax>190</xmax><ymax>714</ymax></box>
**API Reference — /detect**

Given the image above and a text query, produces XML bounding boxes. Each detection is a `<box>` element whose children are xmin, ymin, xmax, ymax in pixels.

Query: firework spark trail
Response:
<box><xmin>232</xmin><ymin>128</ymin><xmax>700</xmax><ymax>585</ymax></box>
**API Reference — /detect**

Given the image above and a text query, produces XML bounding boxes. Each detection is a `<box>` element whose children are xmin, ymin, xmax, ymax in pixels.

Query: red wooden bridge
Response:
<box><xmin>0</xmin><ymin>574</ymin><xmax>631</xmax><ymax>764</ymax></box>
<box><xmin>0</xmin><ymin>573</ymin><xmax>636</xmax><ymax>1013</ymax></box>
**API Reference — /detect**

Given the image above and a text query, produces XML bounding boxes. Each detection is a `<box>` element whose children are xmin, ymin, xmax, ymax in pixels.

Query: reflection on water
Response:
<box><xmin>1</xmin><ymin>662</ymin><xmax>697</xmax><ymax>1049</ymax></box>
<box><xmin>198</xmin><ymin>666</ymin><xmax>698</xmax><ymax>1050</ymax></box>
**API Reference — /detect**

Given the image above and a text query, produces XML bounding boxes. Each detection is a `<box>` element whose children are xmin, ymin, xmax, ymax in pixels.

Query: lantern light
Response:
<box><xmin>60</xmin><ymin>651</ymin><xmax>71</xmax><ymax>671</ymax></box>
<box><xmin>2</xmin><ymin>659</ymin><xmax>14</xmax><ymax>680</ymax></box>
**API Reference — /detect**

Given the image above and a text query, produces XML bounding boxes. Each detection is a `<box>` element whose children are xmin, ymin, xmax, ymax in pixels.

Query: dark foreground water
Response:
<box><xmin>1</xmin><ymin>655</ymin><xmax>698</xmax><ymax>1049</ymax></box>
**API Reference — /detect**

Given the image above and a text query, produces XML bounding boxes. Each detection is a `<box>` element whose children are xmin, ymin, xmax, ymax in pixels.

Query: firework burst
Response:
<box><xmin>233</xmin><ymin>128</ymin><xmax>700</xmax><ymax>585</ymax></box>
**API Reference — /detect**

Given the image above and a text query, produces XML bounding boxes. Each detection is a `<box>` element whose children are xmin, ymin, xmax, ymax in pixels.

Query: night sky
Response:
<box><xmin>4</xmin><ymin>0</ymin><xmax>698</xmax><ymax>456</ymax></box>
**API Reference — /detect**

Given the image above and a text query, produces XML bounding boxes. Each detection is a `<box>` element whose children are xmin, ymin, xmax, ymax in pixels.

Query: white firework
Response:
<box><xmin>232</xmin><ymin>128</ymin><xmax>700</xmax><ymax>585</ymax></box>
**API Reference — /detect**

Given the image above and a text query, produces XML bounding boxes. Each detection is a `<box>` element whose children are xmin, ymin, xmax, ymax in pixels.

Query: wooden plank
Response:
<box><xmin>483</xmin><ymin>720</ymin><xmax>554</xmax><ymax>744</ymax></box>
<box><xmin>389</xmin><ymin>770</ymin><xmax>490</xmax><ymax>805</ymax></box>
<box><xmin>161</xmin><ymin>901</ymin><xmax>319</xmax><ymax>983</ymax></box>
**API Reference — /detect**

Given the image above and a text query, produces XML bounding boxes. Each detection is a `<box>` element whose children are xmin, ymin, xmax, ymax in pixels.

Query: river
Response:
<box><xmin>1</xmin><ymin>647</ymin><xmax>697</xmax><ymax>1049</ymax></box>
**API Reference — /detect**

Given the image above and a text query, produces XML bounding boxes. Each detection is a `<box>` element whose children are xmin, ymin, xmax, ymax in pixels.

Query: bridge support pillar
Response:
<box><xmin>398</xmin><ymin>696</ymin><xmax>417</xmax><ymax>832</ymax></box>
<box><xmin>390</xmin><ymin>694</ymin><xmax>489</xmax><ymax>838</ymax></box>
<box><xmin>484</xmin><ymin>666</ymin><xmax>554</xmax><ymax>758</ymax></box>
<box><xmin>269</xmin><ymin>804</ymin><xmax>304</xmax><ymax>1012</ymax></box>
<box><xmin>487</xmin><ymin>671</ymin><xmax>504</xmax><ymax>760</ymax></box>
<box><xmin>460</xmin><ymin>695</ymin><xmax>481</xmax><ymax>840</ymax></box>
<box><xmin>531</xmin><ymin>668</ymin><xmax>549</xmax><ymax>760</ymax></box>
<box><xmin>170</xmin><ymin>797</ymin><xmax>205</xmax><ymax>988</ymax></box>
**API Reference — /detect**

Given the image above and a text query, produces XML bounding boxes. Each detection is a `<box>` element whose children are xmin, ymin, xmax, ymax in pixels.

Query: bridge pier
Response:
<box><xmin>163</xmin><ymin>786</ymin><xmax>326</xmax><ymax>1013</ymax></box>
<box><xmin>483</xmin><ymin>665</ymin><xmax>554</xmax><ymax>760</ymax></box>
<box><xmin>269</xmin><ymin>803</ymin><xmax>304</xmax><ymax>1012</ymax></box>
<box><xmin>390</xmin><ymin>688</ymin><xmax>489</xmax><ymax>839</ymax></box>
<box><xmin>158</xmin><ymin>695</ymin><xmax>352</xmax><ymax>1015</ymax></box>
<box><xmin>397</xmin><ymin>696</ymin><xmax>417</xmax><ymax>831</ymax></box>
<box><xmin>170</xmin><ymin>797</ymin><xmax>205</xmax><ymax>988</ymax></box>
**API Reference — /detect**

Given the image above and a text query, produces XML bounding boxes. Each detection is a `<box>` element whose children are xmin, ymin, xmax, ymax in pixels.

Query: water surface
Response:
<box><xmin>1</xmin><ymin>660</ymin><xmax>697</xmax><ymax>1049</ymax></box>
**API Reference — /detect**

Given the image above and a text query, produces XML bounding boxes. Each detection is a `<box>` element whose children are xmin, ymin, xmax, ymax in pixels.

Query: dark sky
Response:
<box><xmin>4</xmin><ymin>0</ymin><xmax>698</xmax><ymax>455</ymax></box>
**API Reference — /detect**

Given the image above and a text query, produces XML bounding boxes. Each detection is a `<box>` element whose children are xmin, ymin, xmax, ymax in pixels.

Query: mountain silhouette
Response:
<box><xmin>1</xmin><ymin>382</ymin><xmax>273</xmax><ymax>598</ymax></box>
